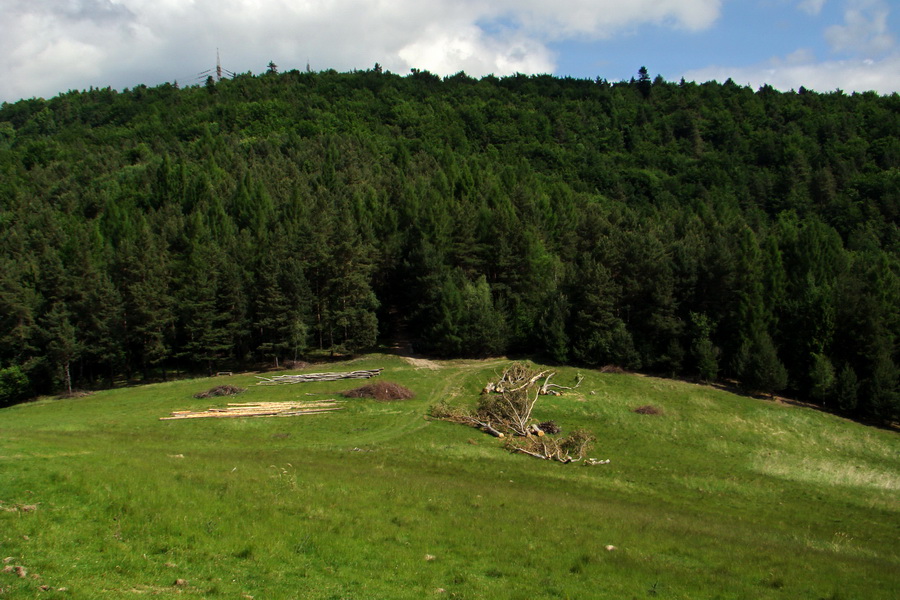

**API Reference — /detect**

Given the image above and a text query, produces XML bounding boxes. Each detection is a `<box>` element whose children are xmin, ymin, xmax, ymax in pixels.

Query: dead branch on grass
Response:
<box><xmin>538</xmin><ymin>371</ymin><xmax>584</xmax><ymax>396</ymax></box>
<box><xmin>482</xmin><ymin>363</ymin><xmax>582</xmax><ymax>397</ymax></box>
<box><xmin>506</xmin><ymin>429</ymin><xmax>596</xmax><ymax>463</ymax></box>
<box><xmin>431</xmin><ymin>401</ymin><xmax>506</xmax><ymax>437</ymax></box>
<box><xmin>436</xmin><ymin>363</ymin><xmax>549</xmax><ymax>437</ymax></box>
<box><xmin>432</xmin><ymin>363</ymin><xmax>597</xmax><ymax>463</ymax></box>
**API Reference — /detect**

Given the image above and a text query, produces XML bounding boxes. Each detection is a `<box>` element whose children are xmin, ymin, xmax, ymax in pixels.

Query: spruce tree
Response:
<box><xmin>118</xmin><ymin>220</ymin><xmax>174</xmax><ymax>380</ymax></box>
<box><xmin>41</xmin><ymin>303</ymin><xmax>79</xmax><ymax>395</ymax></box>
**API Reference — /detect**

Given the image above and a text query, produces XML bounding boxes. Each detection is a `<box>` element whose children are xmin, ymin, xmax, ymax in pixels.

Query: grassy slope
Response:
<box><xmin>0</xmin><ymin>355</ymin><xmax>897</xmax><ymax>599</ymax></box>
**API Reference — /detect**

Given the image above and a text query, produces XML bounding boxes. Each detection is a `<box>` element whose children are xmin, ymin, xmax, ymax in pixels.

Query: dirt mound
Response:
<box><xmin>343</xmin><ymin>381</ymin><xmax>415</xmax><ymax>401</ymax></box>
<box><xmin>193</xmin><ymin>385</ymin><xmax>246</xmax><ymax>399</ymax></box>
<box><xmin>537</xmin><ymin>420</ymin><xmax>562</xmax><ymax>434</ymax></box>
<box><xmin>283</xmin><ymin>360</ymin><xmax>310</xmax><ymax>370</ymax></box>
<box><xmin>57</xmin><ymin>390</ymin><xmax>93</xmax><ymax>399</ymax></box>
<box><xmin>633</xmin><ymin>404</ymin><xmax>663</xmax><ymax>415</ymax></box>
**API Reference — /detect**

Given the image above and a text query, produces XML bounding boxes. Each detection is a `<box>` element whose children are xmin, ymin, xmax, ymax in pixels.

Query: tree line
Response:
<box><xmin>0</xmin><ymin>67</ymin><xmax>898</xmax><ymax>422</ymax></box>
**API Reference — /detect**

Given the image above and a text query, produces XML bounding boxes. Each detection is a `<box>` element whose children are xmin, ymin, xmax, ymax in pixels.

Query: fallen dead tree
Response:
<box><xmin>431</xmin><ymin>401</ymin><xmax>507</xmax><ymax>438</ymax></box>
<box><xmin>160</xmin><ymin>400</ymin><xmax>344</xmax><ymax>420</ymax></box>
<box><xmin>255</xmin><ymin>368</ymin><xmax>383</xmax><ymax>385</ymax></box>
<box><xmin>432</xmin><ymin>362</ymin><xmax>597</xmax><ymax>464</ymax></box>
<box><xmin>482</xmin><ymin>363</ymin><xmax>583</xmax><ymax>396</ymax></box>
<box><xmin>432</xmin><ymin>370</ymin><xmax>541</xmax><ymax>438</ymax></box>
<box><xmin>507</xmin><ymin>429</ymin><xmax>596</xmax><ymax>464</ymax></box>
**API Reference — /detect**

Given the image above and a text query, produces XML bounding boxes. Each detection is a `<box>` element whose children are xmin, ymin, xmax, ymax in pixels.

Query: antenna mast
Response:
<box><xmin>195</xmin><ymin>50</ymin><xmax>235</xmax><ymax>83</ymax></box>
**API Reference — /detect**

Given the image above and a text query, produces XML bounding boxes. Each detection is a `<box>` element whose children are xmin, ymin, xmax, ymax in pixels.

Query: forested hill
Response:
<box><xmin>0</xmin><ymin>68</ymin><xmax>898</xmax><ymax>421</ymax></box>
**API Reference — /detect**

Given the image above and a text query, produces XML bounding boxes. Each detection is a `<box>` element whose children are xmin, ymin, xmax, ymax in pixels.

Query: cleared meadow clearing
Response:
<box><xmin>1</xmin><ymin>355</ymin><xmax>898</xmax><ymax>599</ymax></box>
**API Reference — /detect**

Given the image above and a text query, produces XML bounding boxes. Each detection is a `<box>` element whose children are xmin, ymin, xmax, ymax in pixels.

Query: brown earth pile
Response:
<box><xmin>342</xmin><ymin>381</ymin><xmax>414</xmax><ymax>401</ymax></box>
<box><xmin>193</xmin><ymin>385</ymin><xmax>246</xmax><ymax>399</ymax></box>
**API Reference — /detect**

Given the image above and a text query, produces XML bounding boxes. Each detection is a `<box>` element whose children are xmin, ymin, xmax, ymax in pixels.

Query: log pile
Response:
<box><xmin>254</xmin><ymin>368</ymin><xmax>383</xmax><ymax>385</ymax></box>
<box><xmin>160</xmin><ymin>400</ymin><xmax>344</xmax><ymax>420</ymax></box>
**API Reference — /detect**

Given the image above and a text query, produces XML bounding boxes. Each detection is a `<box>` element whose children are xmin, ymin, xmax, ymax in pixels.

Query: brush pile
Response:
<box><xmin>433</xmin><ymin>362</ymin><xmax>597</xmax><ymax>464</ymax></box>
<box><xmin>343</xmin><ymin>381</ymin><xmax>414</xmax><ymax>401</ymax></box>
<box><xmin>537</xmin><ymin>420</ymin><xmax>562</xmax><ymax>434</ymax></box>
<box><xmin>507</xmin><ymin>429</ymin><xmax>595</xmax><ymax>464</ymax></box>
<box><xmin>481</xmin><ymin>363</ymin><xmax>583</xmax><ymax>396</ymax></box>
<box><xmin>160</xmin><ymin>400</ymin><xmax>344</xmax><ymax>420</ymax></box>
<box><xmin>254</xmin><ymin>369</ymin><xmax>383</xmax><ymax>385</ymax></box>
<box><xmin>193</xmin><ymin>385</ymin><xmax>245</xmax><ymax>399</ymax></box>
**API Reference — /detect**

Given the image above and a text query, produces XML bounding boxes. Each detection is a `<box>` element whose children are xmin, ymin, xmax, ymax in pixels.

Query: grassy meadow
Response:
<box><xmin>1</xmin><ymin>354</ymin><xmax>898</xmax><ymax>599</ymax></box>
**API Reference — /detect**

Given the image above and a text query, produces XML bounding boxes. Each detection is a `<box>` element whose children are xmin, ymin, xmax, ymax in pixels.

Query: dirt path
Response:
<box><xmin>402</xmin><ymin>356</ymin><xmax>442</xmax><ymax>370</ymax></box>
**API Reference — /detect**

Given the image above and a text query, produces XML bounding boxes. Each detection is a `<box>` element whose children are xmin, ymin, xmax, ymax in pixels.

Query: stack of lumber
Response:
<box><xmin>160</xmin><ymin>400</ymin><xmax>344</xmax><ymax>420</ymax></box>
<box><xmin>254</xmin><ymin>368</ymin><xmax>383</xmax><ymax>385</ymax></box>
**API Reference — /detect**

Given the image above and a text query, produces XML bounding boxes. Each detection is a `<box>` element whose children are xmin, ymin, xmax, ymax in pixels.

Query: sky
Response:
<box><xmin>1</xmin><ymin>0</ymin><xmax>898</xmax><ymax>103</ymax></box>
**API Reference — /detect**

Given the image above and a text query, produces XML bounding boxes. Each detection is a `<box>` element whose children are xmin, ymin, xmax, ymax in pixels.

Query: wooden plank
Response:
<box><xmin>255</xmin><ymin>368</ymin><xmax>383</xmax><ymax>385</ymax></box>
<box><xmin>160</xmin><ymin>407</ymin><xmax>344</xmax><ymax>420</ymax></box>
<box><xmin>160</xmin><ymin>400</ymin><xmax>345</xmax><ymax>420</ymax></box>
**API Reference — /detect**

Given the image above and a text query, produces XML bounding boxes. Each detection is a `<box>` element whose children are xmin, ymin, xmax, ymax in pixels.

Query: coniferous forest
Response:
<box><xmin>0</xmin><ymin>67</ymin><xmax>898</xmax><ymax>422</ymax></box>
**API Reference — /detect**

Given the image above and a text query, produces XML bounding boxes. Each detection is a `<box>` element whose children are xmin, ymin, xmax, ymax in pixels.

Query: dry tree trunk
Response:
<box><xmin>433</xmin><ymin>362</ymin><xmax>596</xmax><ymax>463</ymax></box>
<box><xmin>507</xmin><ymin>429</ymin><xmax>595</xmax><ymax>463</ymax></box>
<box><xmin>483</xmin><ymin>364</ymin><xmax>582</xmax><ymax>397</ymax></box>
<box><xmin>538</xmin><ymin>372</ymin><xmax>584</xmax><ymax>395</ymax></box>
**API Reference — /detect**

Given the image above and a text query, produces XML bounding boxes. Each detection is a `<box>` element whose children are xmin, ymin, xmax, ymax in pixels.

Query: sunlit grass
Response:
<box><xmin>752</xmin><ymin>453</ymin><xmax>900</xmax><ymax>491</ymax></box>
<box><xmin>1</xmin><ymin>354</ymin><xmax>898</xmax><ymax>598</ymax></box>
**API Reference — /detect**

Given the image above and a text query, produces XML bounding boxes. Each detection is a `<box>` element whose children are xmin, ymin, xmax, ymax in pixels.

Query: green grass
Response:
<box><xmin>1</xmin><ymin>355</ymin><xmax>898</xmax><ymax>599</ymax></box>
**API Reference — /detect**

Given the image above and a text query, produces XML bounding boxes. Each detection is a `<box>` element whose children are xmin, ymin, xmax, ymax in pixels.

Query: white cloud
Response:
<box><xmin>682</xmin><ymin>51</ymin><xmax>900</xmax><ymax>94</ymax></box>
<box><xmin>784</xmin><ymin>48</ymin><xmax>817</xmax><ymax>64</ymax></box>
<box><xmin>798</xmin><ymin>0</ymin><xmax>828</xmax><ymax>16</ymax></box>
<box><xmin>397</xmin><ymin>24</ymin><xmax>555</xmax><ymax>76</ymax></box>
<box><xmin>824</xmin><ymin>0</ymin><xmax>894</xmax><ymax>55</ymax></box>
<box><xmin>0</xmin><ymin>0</ymin><xmax>722</xmax><ymax>101</ymax></box>
<box><xmin>682</xmin><ymin>0</ymin><xmax>899</xmax><ymax>95</ymax></box>
<box><xmin>498</xmin><ymin>0</ymin><xmax>721</xmax><ymax>38</ymax></box>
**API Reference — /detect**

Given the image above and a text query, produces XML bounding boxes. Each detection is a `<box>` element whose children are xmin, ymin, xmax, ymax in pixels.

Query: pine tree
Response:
<box><xmin>177</xmin><ymin>244</ymin><xmax>232</xmax><ymax>375</ymax></box>
<box><xmin>0</xmin><ymin>257</ymin><xmax>39</xmax><ymax>369</ymax></box>
<box><xmin>316</xmin><ymin>210</ymin><xmax>379</xmax><ymax>355</ymax></box>
<box><xmin>689</xmin><ymin>312</ymin><xmax>719</xmax><ymax>382</ymax></box>
<box><xmin>118</xmin><ymin>220</ymin><xmax>174</xmax><ymax>380</ymax></box>
<box><xmin>0</xmin><ymin>365</ymin><xmax>30</xmax><ymax>407</ymax></box>
<box><xmin>637</xmin><ymin>66</ymin><xmax>652</xmax><ymax>99</ymax></box>
<box><xmin>536</xmin><ymin>292</ymin><xmax>570</xmax><ymax>364</ymax></box>
<box><xmin>569</xmin><ymin>258</ymin><xmax>639</xmax><ymax>369</ymax></box>
<box><xmin>809</xmin><ymin>352</ymin><xmax>836</xmax><ymax>405</ymax></box>
<box><xmin>41</xmin><ymin>302</ymin><xmax>79</xmax><ymax>394</ymax></box>
<box><xmin>457</xmin><ymin>274</ymin><xmax>507</xmax><ymax>356</ymax></box>
<box><xmin>736</xmin><ymin>330</ymin><xmax>788</xmax><ymax>397</ymax></box>
<box><xmin>75</xmin><ymin>268</ymin><xmax>125</xmax><ymax>385</ymax></box>
<box><xmin>834</xmin><ymin>363</ymin><xmax>859</xmax><ymax>412</ymax></box>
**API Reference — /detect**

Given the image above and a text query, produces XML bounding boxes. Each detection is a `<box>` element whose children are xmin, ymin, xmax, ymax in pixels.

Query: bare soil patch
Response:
<box><xmin>402</xmin><ymin>356</ymin><xmax>441</xmax><ymax>370</ymax></box>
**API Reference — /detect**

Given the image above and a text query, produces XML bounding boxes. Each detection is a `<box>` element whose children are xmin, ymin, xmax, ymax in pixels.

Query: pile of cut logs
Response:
<box><xmin>254</xmin><ymin>368</ymin><xmax>383</xmax><ymax>385</ymax></box>
<box><xmin>160</xmin><ymin>400</ymin><xmax>344</xmax><ymax>420</ymax></box>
